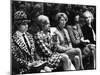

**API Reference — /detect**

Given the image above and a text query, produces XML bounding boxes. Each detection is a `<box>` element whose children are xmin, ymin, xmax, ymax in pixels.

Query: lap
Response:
<box><xmin>65</xmin><ymin>48</ymin><xmax>80</xmax><ymax>60</ymax></box>
<box><xmin>66</xmin><ymin>48</ymin><xmax>80</xmax><ymax>55</ymax></box>
<box><xmin>47</xmin><ymin>53</ymin><xmax>62</xmax><ymax>69</ymax></box>
<box><xmin>82</xmin><ymin>44</ymin><xmax>96</xmax><ymax>57</ymax></box>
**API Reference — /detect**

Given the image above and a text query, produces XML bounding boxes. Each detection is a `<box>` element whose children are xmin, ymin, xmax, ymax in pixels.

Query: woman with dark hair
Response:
<box><xmin>67</xmin><ymin>14</ymin><xmax>95</xmax><ymax>69</ymax></box>
<box><xmin>82</xmin><ymin>10</ymin><xmax>96</xmax><ymax>69</ymax></box>
<box><xmin>51</xmin><ymin>12</ymin><xmax>84</xmax><ymax>70</ymax></box>
<box><xmin>34</xmin><ymin>15</ymin><xmax>73</xmax><ymax>71</ymax></box>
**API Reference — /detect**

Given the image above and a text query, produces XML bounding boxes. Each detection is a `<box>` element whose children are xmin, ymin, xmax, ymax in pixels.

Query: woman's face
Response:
<box><xmin>85</xmin><ymin>16</ymin><xmax>92</xmax><ymax>24</ymax></box>
<box><xmin>18</xmin><ymin>23</ymin><xmax>28</xmax><ymax>33</ymax></box>
<box><xmin>42</xmin><ymin>20</ymin><xmax>50</xmax><ymax>32</ymax></box>
<box><xmin>75</xmin><ymin>15</ymin><xmax>79</xmax><ymax>22</ymax></box>
<box><xmin>59</xmin><ymin>16</ymin><xmax>66</xmax><ymax>28</ymax></box>
<box><xmin>83</xmin><ymin>11</ymin><xmax>93</xmax><ymax>24</ymax></box>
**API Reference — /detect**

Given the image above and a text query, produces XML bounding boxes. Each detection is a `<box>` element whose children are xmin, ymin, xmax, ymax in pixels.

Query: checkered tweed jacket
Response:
<box><xmin>11</xmin><ymin>31</ymin><xmax>35</xmax><ymax>74</ymax></box>
<box><xmin>34</xmin><ymin>31</ymin><xmax>63</xmax><ymax>69</ymax></box>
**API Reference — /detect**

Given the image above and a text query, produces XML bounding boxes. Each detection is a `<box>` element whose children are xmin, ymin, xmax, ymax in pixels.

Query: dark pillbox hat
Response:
<box><xmin>14</xmin><ymin>10</ymin><xmax>31</xmax><ymax>23</ymax></box>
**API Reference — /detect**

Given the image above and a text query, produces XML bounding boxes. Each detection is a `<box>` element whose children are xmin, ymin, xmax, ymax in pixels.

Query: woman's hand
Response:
<box><xmin>84</xmin><ymin>40</ymin><xmax>90</xmax><ymax>43</ymax></box>
<box><xmin>28</xmin><ymin>62</ymin><xmax>38</xmax><ymax>67</ymax></box>
<box><xmin>81</xmin><ymin>38</ymin><xmax>90</xmax><ymax>43</ymax></box>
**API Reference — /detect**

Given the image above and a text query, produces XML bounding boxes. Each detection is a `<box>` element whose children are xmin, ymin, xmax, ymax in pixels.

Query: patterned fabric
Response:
<box><xmin>12</xmin><ymin>31</ymin><xmax>35</xmax><ymax>73</ymax></box>
<box><xmin>34</xmin><ymin>31</ymin><xmax>62</xmax><ymax>69</ymax></box>
<box><xmin>14</xmin><ymin>11</ymin><xmax>27</xmax><ymax>20</ymax></box>
<box><xmin>14</xmin><ymin>10</ymin><xmax>31</xmax><ymax>23</ymax></box>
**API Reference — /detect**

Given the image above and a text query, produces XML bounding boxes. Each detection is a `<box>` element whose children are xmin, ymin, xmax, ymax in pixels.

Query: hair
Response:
<box><xmin>83</xmin><ymin>10</ymin><xmax>94</xmax><ymax>20</ymax></box>
<box><xmin>55</xmin><ymin>12</ymin><xmax>68</xmax><ymax>24</ymax></box>
<box><xmin>36</xmin><ymin>15</ymin><xmax>50</xmax><ymax>30</ymax></box>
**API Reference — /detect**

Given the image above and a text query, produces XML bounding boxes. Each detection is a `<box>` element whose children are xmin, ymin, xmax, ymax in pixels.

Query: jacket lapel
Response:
<box><xmin>26</xmin><ymin>32</ymin><xmax>35</xmax><ymax>55</ymax></box>
<box><xmin>13</xmin><ymin>32</ymin><xmax>31</xmax><ymax>55</ymax></box>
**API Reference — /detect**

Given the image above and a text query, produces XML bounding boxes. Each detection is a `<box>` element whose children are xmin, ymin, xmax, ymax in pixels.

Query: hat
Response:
<box><xmin>14</xmin><ymin>10</ymin><xmax>31</xmax><ymax>23</ymax></box>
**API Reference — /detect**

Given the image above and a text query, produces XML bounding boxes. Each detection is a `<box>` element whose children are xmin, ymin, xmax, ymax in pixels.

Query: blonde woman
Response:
<box><xmin>51</xmin><ymin>13</ymin><xmax>84</xmax><ymax>70</ymax></box>
<box><xmin>34</xmin><ymin>15</ymin><xmax>72</xmax><ymax>71</ymax></box>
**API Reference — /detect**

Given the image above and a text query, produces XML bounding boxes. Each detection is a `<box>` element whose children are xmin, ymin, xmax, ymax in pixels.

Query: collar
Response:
<box><xmin>16</xmin><ymin>31</ymin><xmax>26</xmax><ymax>37</ymax></box>
<box><xmin>88</xmin><ymin>24</ymin><xmax>92</xmax><ymax>28</ymax></box>
<box><xmin>73</xmin><ymin>25</ymin><xmax>78</xmax><ymax>30</ymax></box>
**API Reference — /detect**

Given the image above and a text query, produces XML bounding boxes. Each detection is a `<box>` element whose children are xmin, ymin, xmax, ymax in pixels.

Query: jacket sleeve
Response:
<box><xmin>77</xmin><ymin>24</ymin><xmax>84</xmax><ymax>38</ymax></box>
<box><xmin>51</xmin><ymin>32</ymin><xmax>68</xmax><ymax>52</ymax></box>
<box><xmin>34</xmin><ymin>34</ymin><xmax>52</xmax><ymax>56</ymax></box>
<box><xmin>67</xmin><ymin>25</ymin><xmax>81</xmax><ymax>45</ymax></box>
<box><xmin>11</xmin><ymin>38</ymin><xmax>28</xmax><ymax>67</ymax></box>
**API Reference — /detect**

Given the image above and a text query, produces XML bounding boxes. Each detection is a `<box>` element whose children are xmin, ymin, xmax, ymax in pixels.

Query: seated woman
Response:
<box><xmin>34</xmin><ymin>15</ymin><xmax>73</xmax><ymax>71</ymax></box>
<box><xmin>50</xmin><ymin>13</ymin><xmax>84</xmax><ymax>70</ymax></box>
<box><xmin>82</xmin><ymin>11</ymin><xmax>96</xmax><ymax>69</ymax></box>
<box><xmin>11</xmin><ymin>11</ymin><xmax>51</xmax><ymax>74</ymax></box>
<box><xmin>67</xmin><ymin>14</ymin><xmax>95</xmax><ymax>69</ymax></box>
<box><xmin>82</xmin><ymin>10</ymin><xmax>96</xmax><ymax>44</ymax></box>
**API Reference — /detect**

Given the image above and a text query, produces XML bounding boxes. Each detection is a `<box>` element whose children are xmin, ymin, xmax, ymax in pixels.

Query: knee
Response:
<box><xmin>91</xmin><ymin>50</ymin><xmax>95</xmax><ymax>56</ymax></box>
<box><xmin>62</xmin><ymin>54</ymin><xmax>69</xmax><ymax>59</ymax></box>
<box><xmin>74</xmin><ymin>55</ymin><xmax>80</xmax><ymax>61</ymax></box>
<box><xmin>87</xmin><ymin>44</ymin><xmax>96</xmax><ymax>56</ymax></box>
<box><xmin>83</xmin><ymin>47</ymin><xmax>90</xmax><ymax>56</ymax></box>
<box><xmin>44</xmin><ymin>66</ymin><xmax>52</xmax><ymax>72</ymax></box>
<box><xmin>61</xmin><ymin>53</ymin><xmax>69</xmax><ymax>61</ymax></box>
<box><xmin>75</xmin><ymin>48</ymin><xmax>82</xmax><ymax>54</ymax></box>
<box><xmin>88</xmin><ymin>44</ymin><xmax>96</xmax><ymax>51</ymax></box>
<box><xmin>40</xmin><ymin>69</ymin><xmax>46</xmax><ymax>72</ymax></box>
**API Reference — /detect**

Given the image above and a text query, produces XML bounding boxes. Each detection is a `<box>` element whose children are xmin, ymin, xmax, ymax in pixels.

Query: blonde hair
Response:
<box><xmin>37</xmin><ymin>15</ymin><xmax>50</xmax><ymax>29</ymax></box>
<box><xmin>37</xmin><ymin>15</ymin><xmax>49</xmax><ymax>24</ymax></box>
<box><xmin>83</xmin><ymin>10</ymin><xmax>94</xmax><ymax>20</ymax></box>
